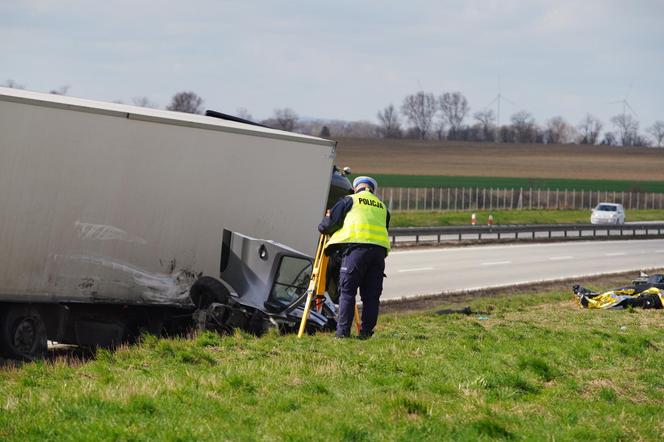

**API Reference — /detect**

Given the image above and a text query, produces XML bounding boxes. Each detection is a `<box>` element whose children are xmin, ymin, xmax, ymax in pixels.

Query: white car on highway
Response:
<box><xmin>591</xmin><ymin>203</ymin><xmax>625</xmax><ymax>225</ymax></box>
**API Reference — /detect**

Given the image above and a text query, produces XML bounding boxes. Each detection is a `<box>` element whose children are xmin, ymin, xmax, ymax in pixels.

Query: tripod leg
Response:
<box><xmin>297</xmin><ymin>291</ymin><xmax>315</xmax><ymax>338</ymax></box>
<box><xmin>354</xmin><ymin>304</ymin><xmax>361</xmax><ymax>334</ymax></box>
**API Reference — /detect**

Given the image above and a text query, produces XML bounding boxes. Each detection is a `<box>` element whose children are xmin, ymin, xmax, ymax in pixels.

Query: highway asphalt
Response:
<box><xmin>383</xmin><ymin>239</ymin><xmax>664</xmax><ymax>300</ymax></box>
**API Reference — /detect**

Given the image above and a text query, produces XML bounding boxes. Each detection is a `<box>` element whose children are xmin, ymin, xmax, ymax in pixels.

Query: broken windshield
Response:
<box><xmin>269</xmin><ymin>256</ymin><xmax>312</xmax><ymax>305</ymax></box>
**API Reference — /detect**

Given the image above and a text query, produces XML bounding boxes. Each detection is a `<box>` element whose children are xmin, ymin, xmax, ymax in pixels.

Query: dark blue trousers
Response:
<box><xmin>336</xmin><ymin>245</ymin><xmax>386</xmax><ymax>338</ymax></box>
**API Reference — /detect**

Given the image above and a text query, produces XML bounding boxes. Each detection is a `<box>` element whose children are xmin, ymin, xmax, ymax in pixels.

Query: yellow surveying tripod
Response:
<box><xmin>297</xmin><ymin>234</ymin><xmax>360</xmax><ymax>338</ymax></box>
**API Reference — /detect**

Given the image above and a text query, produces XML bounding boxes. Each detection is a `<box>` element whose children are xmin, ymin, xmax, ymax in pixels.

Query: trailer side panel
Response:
<box><xmin>0</xmin><ymin>90</ymin><xmax>334</xmax><ymax>305</ymax></box>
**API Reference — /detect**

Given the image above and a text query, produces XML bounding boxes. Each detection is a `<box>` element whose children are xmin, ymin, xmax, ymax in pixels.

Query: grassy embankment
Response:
<box><xmin>1</xmin><ymin>289</ymin><xmax>663</xmax><ymax>440</ymax></box>
<box><xmin>390</xmin><ymin>209</ymin><xmax>664</xmax><ymax>227</ymax></box>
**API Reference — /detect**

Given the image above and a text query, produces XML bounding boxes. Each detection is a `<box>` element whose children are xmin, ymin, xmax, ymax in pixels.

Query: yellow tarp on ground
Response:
<box><xmin>576</xmin><ymin>287</ymin><xmax>664</xmax><ymax>309</ymax></box>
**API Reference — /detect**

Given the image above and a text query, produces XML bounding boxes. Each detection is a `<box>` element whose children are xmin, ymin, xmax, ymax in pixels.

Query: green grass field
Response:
<box><xmin>1</xmin><ymin>289</ymin><xmax>663</xmax><ymax>440</ymax></box>
<box><xmin>390</xmin><ymin>209</ymin><xmax>664</xmax><ymax>227</ymax></box>
<box><xmin>362</xmin><ymin>174</ymin><xmax>664</xmax><ymax>193</ymax></box>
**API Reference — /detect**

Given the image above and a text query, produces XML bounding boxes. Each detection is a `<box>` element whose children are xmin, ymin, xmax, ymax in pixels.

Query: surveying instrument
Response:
<box><xmin>297</xmin><ymin>234</ymin><xmax>360</xmax><ymax>338</ymax></box>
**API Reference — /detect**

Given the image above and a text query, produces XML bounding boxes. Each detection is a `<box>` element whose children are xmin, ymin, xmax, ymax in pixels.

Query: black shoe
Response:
<box><xmin>358</xmin><ymin>331</ymin><xmax>373</xmax><ymax>340</ymax></box>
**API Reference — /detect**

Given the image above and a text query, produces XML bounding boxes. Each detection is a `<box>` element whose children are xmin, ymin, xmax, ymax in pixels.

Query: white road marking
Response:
<box><xmin>480</xmin><ymin>261</ymin><xmax>511</xmax><ymax>266</ymax></box>
<box><xmin>605</xmin><ymin>252</ymin><xmax>626</xmax><ymax>256</ymax></box>
<box><xmin>549</xmin><ymin>256</ymin><xmax>573</xmax><ymax>260</ymax></box>
<box><xmin>398</xmin><ymin>267</ymin><xmax>434</xmax><ymax>273</ymax></box>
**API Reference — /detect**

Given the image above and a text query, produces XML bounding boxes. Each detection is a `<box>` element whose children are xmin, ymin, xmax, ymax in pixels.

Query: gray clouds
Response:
<box><xmin>1</xmin><ymin>0</ymin><xmax>662</xmax><ymax>126</ymax></box>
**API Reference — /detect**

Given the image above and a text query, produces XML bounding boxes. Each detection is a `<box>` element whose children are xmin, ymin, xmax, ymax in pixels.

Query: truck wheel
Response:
<box><xmin>0</xmin><ymin>306</ymin><xmax>48</xmax><ymax>361</ymax></box>
<box><xmin>189</xmin><ymin>277</ymin><xmax>230</xmax><ymax>308</ymax></box>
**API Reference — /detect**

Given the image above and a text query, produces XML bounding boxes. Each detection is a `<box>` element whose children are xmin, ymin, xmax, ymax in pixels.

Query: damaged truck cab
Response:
<box><xmin>191</xmin><ymin>229</ymin><xmax>338</xmax><ymax>336</ymax></box>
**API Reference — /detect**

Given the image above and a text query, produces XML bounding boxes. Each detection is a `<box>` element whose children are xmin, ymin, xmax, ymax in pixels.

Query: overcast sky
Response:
<box><xmin>2</xmin><ymin>0</ymin><xmax>663</xmax><ymax>129</ymax></box>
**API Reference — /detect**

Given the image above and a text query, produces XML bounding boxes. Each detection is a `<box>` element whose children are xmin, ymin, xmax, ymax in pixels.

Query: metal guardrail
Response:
<box><xmin>389</xmin><ymin>223</ymin><xmax>664</xmax><ymax>245</ymax></box>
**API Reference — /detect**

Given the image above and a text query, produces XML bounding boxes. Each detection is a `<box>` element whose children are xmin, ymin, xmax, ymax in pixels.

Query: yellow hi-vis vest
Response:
<box><xmin>326</xmin><ymin>191</ymin><xmax>390</xmax><ymax>251</ymax></box>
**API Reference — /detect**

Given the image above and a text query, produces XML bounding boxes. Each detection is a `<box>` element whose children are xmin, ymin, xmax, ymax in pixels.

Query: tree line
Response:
<box><xmin>382</xmin><ymin>91</ymin><xmax>663</xmax><ymax>148</ymax></box>
<box><xmin>4</xmin><ymin>79</ymin><xmax>663</xmax><ymax>147</ymax></box>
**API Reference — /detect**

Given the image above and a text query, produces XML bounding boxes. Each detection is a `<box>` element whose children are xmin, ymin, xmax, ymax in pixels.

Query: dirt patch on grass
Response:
<box><xmin>587</xmin><ymin>378</ymin><xmax>616</xmax><ymax>389</ymax></box>
<box><xmin>336</xmin><ymin>137</ymin><xmax>664</xmax><ymax>181</ymax></box>
<box><xmin>581</xmin><ymin>378</ymin><xmax>651</xmax><ymax>404</ymax></box>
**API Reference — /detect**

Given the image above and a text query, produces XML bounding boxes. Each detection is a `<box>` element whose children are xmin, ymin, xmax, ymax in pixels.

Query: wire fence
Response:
<box><xmin>374</xmin><ymin>187</ymin><xmax>664</xmax><ymax>212</ymax></box>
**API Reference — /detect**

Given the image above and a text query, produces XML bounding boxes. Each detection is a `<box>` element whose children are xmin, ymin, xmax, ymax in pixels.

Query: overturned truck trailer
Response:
<box><xmin>0</xmin><ymin>87</ymin><xmax>349</xmax><ymax>360</ymax></box>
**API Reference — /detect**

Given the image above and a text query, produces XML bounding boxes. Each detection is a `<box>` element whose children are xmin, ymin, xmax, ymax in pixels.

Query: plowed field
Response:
<box><xmin>335</xmin><ymin>137</ymin><xmax>664</xmax><ymax>181</ymax></box>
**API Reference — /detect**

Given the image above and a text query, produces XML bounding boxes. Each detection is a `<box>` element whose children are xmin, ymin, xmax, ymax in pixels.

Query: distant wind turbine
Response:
<box><xmin>485</xmin><ymin>76</ymin><xmax>515</xmax><ymax>127</ymax></box>
<box><xmin>608</xmin><ymin>82</ymin><xmax>638</xmax><ymax>119</ymax></box>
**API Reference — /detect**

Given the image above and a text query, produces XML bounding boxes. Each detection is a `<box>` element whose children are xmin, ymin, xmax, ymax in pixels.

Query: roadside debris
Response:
<box><xmin>435</xmin><ymin>306</ymin><xmax>490</xmax><ymax>317</ymax></box>
<box><xmin>573</xmin><ymin>272</ymin><xmax>664</xmax><ymax>310</ymax></box>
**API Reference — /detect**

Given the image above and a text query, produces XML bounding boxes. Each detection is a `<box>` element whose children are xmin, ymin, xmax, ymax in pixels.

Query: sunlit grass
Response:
<box><xmin>1</xmin><ymin>290</ymin><xmax>663</xmax><ymax>440</ymax></box>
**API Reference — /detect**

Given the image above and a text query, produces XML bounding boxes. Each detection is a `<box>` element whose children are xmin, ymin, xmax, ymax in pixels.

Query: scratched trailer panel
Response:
<box><xmin>0</xmin><ymin>88</ymin><xmax>335</xmax><ymax>306</ymax></box>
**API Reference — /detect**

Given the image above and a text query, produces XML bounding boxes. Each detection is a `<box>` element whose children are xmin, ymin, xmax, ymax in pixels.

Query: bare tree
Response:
<box><xmin>610</xmin><ymin>114</ymin><xmax>639</xmax><ymax>146</ymax></box>
<box><xmin>577</xmin><ymin>114</ymin><xmax>603</xmax><ymax>145</ymax></box>
<box><xmin>473</xmin><ymin>109</ymin><xmax>495</xmax><ymax>142</ymax></box>
<box><xmin>433</xmin><ymin>119</ymin><xmax>446</xmax><ymax>140</ymax></box>
<box><xmin>497</xmin><ymin>125</ymin><xmax>515</xmax><ymax>143</ymax></box>
<box><xmin>401</xmin><ymin>91</ymin><xmax>437</xmax><ymax>139</ymax></box>
<box><xmin>545</xmin><ymin>116</ymin><xmax>576</xmax><ymax>144</ymax></box>
<box><xmin>167</xmin><ymin>91</ymin><xmax>204</xmax><ymax>114</ymax></box>
<box><xmin>601</xmin><ymin>132</ymin><xmax>617</xmax><ymax>146</ymax></box>
<box><xmin>272</xmin><ymin>108</ymin><xmax>298</xmax><ymax>132</ymax></box>
<box><xmin>236</xmin><ymin>107</ymin><xmax>253</xmax><ymax>121</ymax></box>
<box><xmin>49</xmin><ymin>85</ymin><xmax>70</xmax><ymax>95</ymax></box>
<box><xmin>342</xmin><ymin>121</ymin><xmax>379</xmax><ymax>138</ymax></box>
<box><xmin>132</xmin><ymin>96</ymin><xmax>158</xmax><ymax>108</ymax></box>
<box><xmin>647</xmin><ymin>121</ymin><xmax>664</xmax><ymax>147</ymax></box>
<box><xmin>439</xmin><ymin>92</ymin><xmax>469</xmax><ymax>139</ymax></box>
<box><xmin>466</xmin><ymin>124</ymin><xmax>484</xmax><ymax>141</ymax></box>
<box><xmin>349</xmin><ymin>121</ymin><xmax>377</xmax><ymax>137</ymax></box>
<box><xmin>634</xmin><ymin>134</ymin><xmax>652</xmax><ymax>148</ymax></box>
<box><xmin>2</xmin><ymin>79</ymin><xmax>25</xmax><ymax>89</ymax></box>
<box><xmin>377</xmin><ymin>104</ymin><xmax>402</xmax><ymax>138</ymax></box>
<box><xmin>291</xmin><ymin>119</ymin><xmax>323</xmax><ymax>136</ymax></box>
<box><xmin>510</xmin><ymin>111</ymin><xmax>537</xmax><ymax>143</ymax></box>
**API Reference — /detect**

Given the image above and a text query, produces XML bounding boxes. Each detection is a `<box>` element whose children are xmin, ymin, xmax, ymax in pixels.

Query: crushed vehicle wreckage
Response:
<box><xmin>191</xmin><ymin>230</ymin><xmax>339</xmax><ymax>335</ymax></box>
<box><xmin>573</xmin><ymin>272</ymin><xmax>664</xmax><ymax>310</ymax></box>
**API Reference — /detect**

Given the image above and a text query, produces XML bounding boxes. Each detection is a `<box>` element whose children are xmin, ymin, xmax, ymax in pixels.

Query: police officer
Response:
<box><xmin>318</xmin><ymin>176</ymin><xmax>390</xmax><ymax>339</ymax></box>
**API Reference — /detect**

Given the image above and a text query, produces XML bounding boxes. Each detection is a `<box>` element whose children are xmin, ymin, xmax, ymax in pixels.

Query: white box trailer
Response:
<box><xmin>0</xmin><ymin>87</ymin><xmax>347</xmax><ymax>359</ymax></box>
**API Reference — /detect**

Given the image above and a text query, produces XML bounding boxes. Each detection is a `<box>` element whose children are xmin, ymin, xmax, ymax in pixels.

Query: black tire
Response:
<box><xmin>189</xmin><ymin>277</ymin><xmax>230</xmax><ymax>308</ymax></box>
<box><xmin>0</xmin><ymin>305</ymin><xmax>48</xmax><ymax>361</ymax></box>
